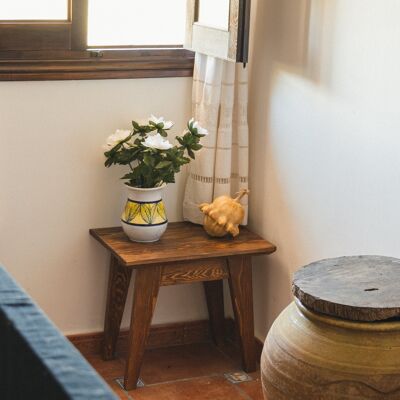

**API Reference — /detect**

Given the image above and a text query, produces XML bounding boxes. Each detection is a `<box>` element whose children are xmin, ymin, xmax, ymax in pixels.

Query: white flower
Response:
<box><xmin>143</xmin><ymin>133</ymin><xmax>173</xmax><ymax>150</ymax></box>
<box><xmin>189</xmin><ymin>118</ymin><xmax>208</xmax><ymax>136</ymax></box>
<box><xmin>103</xmin><ymin>129</ymin><xmax>132</xmax><ymax>151</ymax></box>
<box><xmin>149</xmin><ymin>114</ymin><xmax>174</xmax><ymax>129</ymax></box>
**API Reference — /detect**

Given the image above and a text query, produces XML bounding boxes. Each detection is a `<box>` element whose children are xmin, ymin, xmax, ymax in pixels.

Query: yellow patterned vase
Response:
<box><xmin>121</xmin><ymin>184</ymin><xmax>168</xmax><ymax>242</ymax></box>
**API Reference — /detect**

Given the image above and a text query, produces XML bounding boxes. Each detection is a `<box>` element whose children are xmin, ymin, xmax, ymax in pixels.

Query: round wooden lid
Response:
<box><xmin>292</xmin><ymin>255</ymin><xmax>400</xmax><ymax>322</ymax></box>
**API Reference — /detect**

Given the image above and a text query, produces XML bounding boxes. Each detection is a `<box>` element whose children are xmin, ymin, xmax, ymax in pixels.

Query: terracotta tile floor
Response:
<box><xmin>84</xmin><ymin>342</ymin><xmax>264</xmax><ymax>400</ymax></box>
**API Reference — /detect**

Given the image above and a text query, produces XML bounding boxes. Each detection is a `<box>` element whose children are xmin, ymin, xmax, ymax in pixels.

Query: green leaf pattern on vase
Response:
<box><xmin>122</xmin><ymin>199</ymin><xmax>167</xmax><ymax>226</ymax></box>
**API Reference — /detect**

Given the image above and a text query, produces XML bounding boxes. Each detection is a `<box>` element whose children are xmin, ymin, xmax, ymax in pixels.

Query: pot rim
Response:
<box><xmin>295</xmin><ymin>298</ymin><xmax>400</xmax><ymax>332</ymax></box>
<box><xmin>124</xmin><ymin>183</ymin><xmax>167</xmax><ymax>192</ymax></box>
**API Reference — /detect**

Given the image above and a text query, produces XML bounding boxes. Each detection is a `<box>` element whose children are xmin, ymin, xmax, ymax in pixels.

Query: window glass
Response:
<box><xmin>88</xmin><ymin>0</ymin><xmax>187</xmax><ymax>46</ymax></box>
<box><xmin>197</xmin><ymin>0</ymin><xmax>230</xmax><ymax>31</ymax></box>
<box><xmin>0</xmin><ymin>0</ymin><xmax>68</xmax><ymax>20</ymax></box>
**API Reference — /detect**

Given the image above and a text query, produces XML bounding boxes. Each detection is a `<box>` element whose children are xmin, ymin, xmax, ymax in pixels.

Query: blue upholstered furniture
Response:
<box><xmin>0</xmin><ymin>265</ymin><xmax>117</xmax><ymax>400</ymax></box>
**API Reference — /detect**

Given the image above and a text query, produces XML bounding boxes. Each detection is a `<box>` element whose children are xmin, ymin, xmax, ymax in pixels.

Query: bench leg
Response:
<box><xmin>103</xmin><ymin>255</ymin><xmax>132</xmax><ymax>360</ymax></box>
<box><xmin>124</xmin><ymin>265</ymin><xmax>162</xmax><ymax>390</ymax></box>
<box><xmin>227</xmin><ymin>255</ymin><xmax>256</xmax><ymax>372</ymax></box>
<box><xmin>203</xmin><ymin>280</ymin><xmax>225</xmax><ymax>347</ymax></box>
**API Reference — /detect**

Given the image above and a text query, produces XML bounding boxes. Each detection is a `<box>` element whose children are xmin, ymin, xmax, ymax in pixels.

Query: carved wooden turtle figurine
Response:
<box><xmin>199</xmin><ymin>189</ymin><xmax>249</xmax><ymax>237</ymax></box>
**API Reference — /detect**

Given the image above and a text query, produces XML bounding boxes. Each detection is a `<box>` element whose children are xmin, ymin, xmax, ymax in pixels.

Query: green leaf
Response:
<box><xmin>143</xmin><ymin>153</ymin><xmax>155</xmax><ymax>167</ymax></box>
<box><xmin>177</xmin><ymin>157</ymin><xmax>190</xmax><ymax>164</ymax></box>
<box><xmin>155</xmin><ymin>160</ymin><xmax>172</xmax><ymax>169</ymax></box>
<box><xmin>191</xmin><ymin>143</ymin><xmax>203</xmax><ymax>151</ymax></box>
<box><xmin>104</xmin><ymin>117</ymin><xmax>209</xmax><ymax>188</ymax></box>
<box><xmin>121</xmin><ymin>172</ymin><xmax>135</xmax><ymax>180</ymax></box>
<box><xmin>104</xmin><ymin>158</ymin><xmax>113</xmax><ymax>168</ymax></box>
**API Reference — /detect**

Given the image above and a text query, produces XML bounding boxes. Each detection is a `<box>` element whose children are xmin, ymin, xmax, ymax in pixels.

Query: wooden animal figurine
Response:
<box><xmin>199</xmin><ymin>189</ymin><xmax>249</xmax><ymax>237</ymax></box>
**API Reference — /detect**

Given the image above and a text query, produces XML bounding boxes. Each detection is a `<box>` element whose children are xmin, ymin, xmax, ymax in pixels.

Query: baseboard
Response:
<box><xmin>68</xmin><ymin>319</ymin><xmax>213</xmax><ymax>357</ymax></box>
<box><xmin>68</xmin><ymin>318</ymin><xmax>264</xmax><ymax>362</ymax></box>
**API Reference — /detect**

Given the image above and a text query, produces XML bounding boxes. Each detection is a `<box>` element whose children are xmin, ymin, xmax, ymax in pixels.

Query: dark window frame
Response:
<box><xmin>0</xmin><ymin>0</ymin><xmax>194</xmax><ymax>81</ymax></box>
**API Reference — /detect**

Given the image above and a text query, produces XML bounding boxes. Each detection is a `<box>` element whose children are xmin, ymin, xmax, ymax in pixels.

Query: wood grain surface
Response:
<box><xmin>90</xmin><ymin>222</ymin><xmax>276</xmax><ymax>267</ymax></box>
<box><xmin>124</xmin><ymin>265</ymin><xmax>162</xmax><ymax>390</ymax></box>
<box><xmin>103</xmin><ymin>255</ymin><xmax>132</xmax><ymax>360</ymax></box>
<box><xmin>228</xmin><ymin>255</ymin><xmax>256</xmax><ymax>372</ymax></box>
<box><xmin>161</xmin><ymin>258</ymin><xmax>228</xmax><ymax>286</ymax></box>
<box><xmin>92</xmin><ymin>222</ymin><xmax>276</xmax><ymax>390</ymax></box>
<box><xmin>293</xmin><ymin>255</ymin><xmax>400</xmax><ymax>321</ymax></box>
<box><xmin>203</xmin><ymin>280</ymin><xmax>225</xmax><ymax>347</ymax></box>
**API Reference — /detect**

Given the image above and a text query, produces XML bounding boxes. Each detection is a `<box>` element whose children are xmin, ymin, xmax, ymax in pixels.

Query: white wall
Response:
<box><xmin>3</xmin><ymin>0</ymin><xmax>399</xmax><ymax>342</ymax></box>
<box><xmin>0</xmin><ymin>78</ymin><xmax>208</xmax><ymax>334</ymax></box>
<box><xmin>248</xmin><ymin>0</ymin><xmax>400</xmax><ymax>340</ymax></box>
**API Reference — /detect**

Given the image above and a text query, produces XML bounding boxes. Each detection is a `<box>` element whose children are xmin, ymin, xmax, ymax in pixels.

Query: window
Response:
<box><xmin>185</xmin><ymin>0</ymin><xmax>251</xmax><ymax>63</ymax></box>
<box><xmin>0</xmin><ymin>0</ymin><xmax>68</xmax><ymax>20</ymax></box>
<box><xmin>87</xmin><ymin>0</ymin><xmax>186</xmax><ymax>47</ymax></box>
<box><xmin>0</xmin><ymin>0</ymin><xmax>194</xmax><ymax>81</ymax></box>
<box><xmin>197</xmin><ymin>0</ymin><xmax>230</xmax><ymax>31</ymax></box>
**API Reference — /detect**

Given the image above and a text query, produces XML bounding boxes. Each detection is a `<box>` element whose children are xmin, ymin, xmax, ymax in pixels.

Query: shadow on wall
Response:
<box><xmin>253</xmin><ymin>0</ymin><xmax>337</xmax><ymax>84</ymax></box>
<box><xmin>248</xmin><ymin>0</ymin><xmax>338</xmax><ymax>338</ymax></box>
<box><xmin>270</xmin><ymin>0</ymin><xmax>312</xmax><ymax>71</ymax></box>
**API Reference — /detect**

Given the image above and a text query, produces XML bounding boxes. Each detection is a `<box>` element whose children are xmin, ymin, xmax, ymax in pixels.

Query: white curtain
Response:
<box><xmin>183</xmin><ymin>53</ymin><xmax>249</xmax><ymax>225</ymax></box>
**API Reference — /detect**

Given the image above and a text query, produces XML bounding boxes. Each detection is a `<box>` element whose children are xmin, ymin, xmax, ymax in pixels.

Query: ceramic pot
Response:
<box><xmin>121</xmin><ymin>184</ymin><xmax>168</xmax><ymax>242</ymax></box>
<box><xmin>261</xmin><ymin>299</ymin><xmax>400</xmax><ymax>399</ymax></box>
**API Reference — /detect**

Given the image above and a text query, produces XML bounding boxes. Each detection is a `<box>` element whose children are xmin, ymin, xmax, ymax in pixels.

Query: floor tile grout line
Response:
<box><xmin>232</xmin><ymin>382</ymin><xmax>256</xmax><ymax>400</ymax></box>
<box><xmin>113</xmin><ymin>378</ymin><xmax>135</xmax><ymax>400</ymax></box>
<box><xmin>124</xmin><ymin>390</ymin><xmax>135</xmax><ymax>400</ymax></box>
<box><xmin>115</xmin><ymin>373</ymin><xmax>257</xmax><ymax>400</ymax></box>
<box><xmin>116</xmin><ymin>372</ymin><xmax>223</xmax><ymax>390</ymax></box>
<box><xmin>223</xmin><ymin>369</ymin><xmax>258</xmax><ymax>400</ymax></box>
<box><xmin>90</xmin><ymin>341</ymin><xmax>261</xmax><ymax>399</ymax></box>
<box><xmin>111</xmin><ymin>351</ymin><xmax>256</xmax><ymax>394</ymax></box>
<box><xmin>114</xmin><ymin>371</ymin><xmax>257</xmax><ymax>396</ymax></box>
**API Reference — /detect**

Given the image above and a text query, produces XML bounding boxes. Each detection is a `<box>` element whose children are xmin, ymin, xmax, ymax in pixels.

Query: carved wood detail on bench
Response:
<box><xmin>161</xmin><ymin>258</ymin><xmax>228</xmax><ymax>286</ymax></box>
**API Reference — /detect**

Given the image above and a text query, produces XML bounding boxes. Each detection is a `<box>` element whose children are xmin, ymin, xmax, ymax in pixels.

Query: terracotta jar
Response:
<box><xmin>261</xmin><ymin>299</ymin><xmax>400</xmax><ymax>399</ymax></box>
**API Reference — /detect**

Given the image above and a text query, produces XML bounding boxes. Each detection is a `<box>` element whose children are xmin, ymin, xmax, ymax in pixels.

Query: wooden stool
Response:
<box><xmin>261</xmin><ymin>255</ymin><xmax>400</xmax><ymax>399</ymax></box>
<box><xmin>90</xmin><ymin>222</ymin><xmax>276</xmax><ymax>390</ymax></box>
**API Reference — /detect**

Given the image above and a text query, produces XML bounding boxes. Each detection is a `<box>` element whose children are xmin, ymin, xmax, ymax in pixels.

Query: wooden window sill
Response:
<box><xmin>0</xmin><ymin>48</ymin><xmax>194</xmax><ymax>81</ymax></box>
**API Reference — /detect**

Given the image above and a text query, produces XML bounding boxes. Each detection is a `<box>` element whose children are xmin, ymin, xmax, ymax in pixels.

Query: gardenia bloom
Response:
<box><xmin>149</xmin><ymin>114</ymin><xmax>174</xmax><ymax>129</ymax></box>
<box><xmin>143</xmin><ymin>133</ymin><xmax>173</xmax><ymax>150</ymax></box>
<box><xmin>189</xmin><ymin>118</ymin><xmax>208</xmax><ymax>136</ymax></box>
<box><xmin>103</xmin><ymin>129</ymin><xmax>132</xmax><ymax>151</ymax></box>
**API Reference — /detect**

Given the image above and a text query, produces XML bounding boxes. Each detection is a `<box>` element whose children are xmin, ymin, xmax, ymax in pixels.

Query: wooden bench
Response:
<box><xmin>90</xmin><ymin>222</ymin><xmax>276</xmax><ymax>390</ymax></box>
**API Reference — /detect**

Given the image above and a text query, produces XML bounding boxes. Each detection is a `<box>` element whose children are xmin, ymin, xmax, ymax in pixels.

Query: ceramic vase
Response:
<box><xmin>121</xmin><ymin>184</ymin><xmax>168</xmax><ymax>242</ymax></box>
<box><xmin>261</xmin><ymin>299</ymin><xmax>400</xmax><ymax>399</ymax></box>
